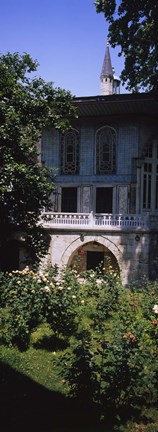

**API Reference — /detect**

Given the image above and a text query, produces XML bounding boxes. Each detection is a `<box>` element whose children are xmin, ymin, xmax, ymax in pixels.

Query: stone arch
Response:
<box><xmin>60</xmin><ymin>234</ymin><xmax>122</xmax><ymax>274</ymax></box>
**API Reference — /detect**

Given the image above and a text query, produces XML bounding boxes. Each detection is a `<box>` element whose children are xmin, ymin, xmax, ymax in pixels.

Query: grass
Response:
<box><xmin>1</xmin><ymin>341</ymin><xmax>158</xmax><ymax>432</ymax></box>
<box><xmin>0</xmin><ymin>344</ymin><xmax>66</xmax><ymax>393</ymax></box>
<box><xmin>0</xmin><ymin>325</ymin><xmax>101</xmax><ymax>432</ymax></box>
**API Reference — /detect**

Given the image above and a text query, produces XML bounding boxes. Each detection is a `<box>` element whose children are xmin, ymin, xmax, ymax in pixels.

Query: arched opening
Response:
<box><xmin>60</xmin><ymin>128</ymin><xmax>80</xmax><ymax>175</ymax></box>
<box><xmin>96</xmin><ymin>126</ymin><xmax>116</xmax><ymax>174</ymax></box>
<box><xmin>68</xmin><ymin>241</ymin><xmax>119</xmax><ymax>275</ymax></box>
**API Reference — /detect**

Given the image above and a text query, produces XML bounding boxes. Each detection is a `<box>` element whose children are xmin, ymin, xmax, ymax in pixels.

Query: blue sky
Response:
<box><xmin>0</xmin><ymin>0</ymin><xmax>125</xmax><ymax>96</ymax></box>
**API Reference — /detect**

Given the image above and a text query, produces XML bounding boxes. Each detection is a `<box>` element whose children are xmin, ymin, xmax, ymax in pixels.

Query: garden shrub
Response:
<box><xmin>46</xmin><ymin>267</ymin><xmax>82</xmax><ymax>337</ymax></box>
<box><xmin>53</xmin><ymin>272</ymin><xmax>158</xmax><ymax>427</ymax></box>
<box><xmin>0</xmin><ymin>267</ymin><xmax>55</xmax><ymax>348</ymax></box>
<box><xmin>63</xmin><ymin>332</ymin><xmax>99</xmax><ymax>400</ymax></box>
<box><xmin>0</xmin><ymin>266</ymin><xmax>158</xmax><ymax>429</ymax></box>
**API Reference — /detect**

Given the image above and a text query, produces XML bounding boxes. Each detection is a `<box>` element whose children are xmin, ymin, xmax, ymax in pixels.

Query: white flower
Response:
<box><xmin>72</xmin><ymin>295</ymin><xmax>76</xmax><ymax>299</ymax></box>
<box><xmin>25</xmin><ymin>266</ymin><xmax>29</xmax><ymax>270</ymax></box>
<box><xmin>80</xmin><ymin>300</ymin><xmax>84</xmax><ymax>304</ymax></box>
<box><xmin>41</xmin><ymin>276</ymin><xmax>47</xmax><ymax>282</ymax></box>
<box><xmin>96</xmin><ymin>278</ymin><xmax>102</xmax><ymax>285</ymax></box>
<box><xmin>44</xmin><ymin>286</ymin><xmax>51</xmax><ymax>293</ymax></box>
<box><xmin>67</xmin><ymin>287</ymin><xmax>71</xmax><ymax>291</ymax></box>
<box><xmin>78</xmin><ymin>277</ymin><xmax>86</xmax><ymax>284</ymax></box>
<box><xmin>153</xmin><ymin>304</ymin><xmax>158</xmax><ymax>314</ymax></box>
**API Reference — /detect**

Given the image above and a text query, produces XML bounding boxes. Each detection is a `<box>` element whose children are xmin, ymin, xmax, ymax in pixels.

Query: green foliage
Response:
<box><xmin>0</xmin><ymin>266</ymin><xmax>158</xmax><ymax>429</ymax></box>
<box><xmin>94</xmin><ymin>0</ymin><xmax>158</xmax><ymax>92</ymax></box>
<box><xmin>0</xmin><ymin>267</ymin><xmax>53</xmax><ymax>349</ymax></box>
<box><xmin>0</xmin><ymin>52</ymin><xmax>76</xmax><ymax>265</ymax></box>
<box><xmin>46</xmin><ymin>268</ymin><xmax>82</xmax><ymax>337</ymax></box>
<box><xmin>119</xmin><ymin>407</ymin><xmax>158</xmax><ymax>432</ymax></box>
<box><xmin>63</xmin><ymin>334</ymin><xmax>99</xmax><ymax>401</ymax></box>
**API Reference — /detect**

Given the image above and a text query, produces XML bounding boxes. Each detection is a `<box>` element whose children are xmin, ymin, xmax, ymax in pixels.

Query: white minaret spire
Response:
<box><xmin>100</xmin><ymin>40</ymin><xmax>120</xmax><ymax>95</ymax></box>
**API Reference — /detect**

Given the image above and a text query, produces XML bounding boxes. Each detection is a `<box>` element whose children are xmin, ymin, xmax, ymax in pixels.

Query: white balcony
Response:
<box><xmin>40</xmin><ymin>212</ymin><xmax>149</xmax><ymax>231</ymax></box>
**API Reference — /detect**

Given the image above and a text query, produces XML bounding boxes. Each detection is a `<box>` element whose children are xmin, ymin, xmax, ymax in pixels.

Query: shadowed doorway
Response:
<box><xmin>87</xmin><ymin>251</ymin><xmax>104</xmax><ymax>271</ymax></box>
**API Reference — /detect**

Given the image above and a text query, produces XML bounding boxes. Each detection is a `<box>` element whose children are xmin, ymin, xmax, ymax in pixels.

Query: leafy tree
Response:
<box><xmin>0</xmin><ymin>52</ymin><xmax>76</xmax><ymax>269</ymax></box>
<box><xmin>94</xmin><ymin>0</ymin><xmax>158</xmax><ymax>91</ymax></box>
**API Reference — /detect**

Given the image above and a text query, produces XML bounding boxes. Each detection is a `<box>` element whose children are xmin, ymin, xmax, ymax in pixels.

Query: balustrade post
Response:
<box><xmin>89</xmin><ymin>211</ymin><xmax>94</xmax><ymax>227</ymax></box>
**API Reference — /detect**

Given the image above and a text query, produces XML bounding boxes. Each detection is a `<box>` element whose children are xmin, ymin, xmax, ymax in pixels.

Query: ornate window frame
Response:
<box><xmin>61</xmin><ymin>129</ymin><xmax>79</xmax><ymax>175</ymax></box>
<box><xmin>142</xmin><ymin>139</ymin><xmax>158</xmax><ymax>211</ymax></box>
<box><xmin>95</xmin><ymin>126</ymin><xmax>116</xmax><ymax>174</ymax></box>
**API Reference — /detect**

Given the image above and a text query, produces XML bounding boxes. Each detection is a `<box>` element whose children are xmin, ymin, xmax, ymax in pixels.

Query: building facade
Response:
<box><xmin>40</xmin><ymin>44</ymin><xmax>158</xmax><ymax>285</ymax></box>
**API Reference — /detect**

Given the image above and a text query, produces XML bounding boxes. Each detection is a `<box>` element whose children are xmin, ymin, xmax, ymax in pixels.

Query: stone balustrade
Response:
<box><xmin>40</xmin><ymin>211</ymin><xmax>149</xmax><ymax>230</ymax></box>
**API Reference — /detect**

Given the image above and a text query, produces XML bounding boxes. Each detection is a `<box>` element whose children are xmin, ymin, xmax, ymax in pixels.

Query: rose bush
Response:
<box><xmin>0</xmin><ymin>266</ymin><xmax>158</xmax><ymax>429</ymax></box>
<box><xmin>0</xmin><ymin>267</ymin><xmax>54</xmax><ymax>348</ymax></box>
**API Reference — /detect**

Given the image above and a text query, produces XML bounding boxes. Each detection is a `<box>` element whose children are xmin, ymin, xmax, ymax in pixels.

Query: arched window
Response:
<box><xmin>96</xmin><ymin>126</ymin><xmax>116</xmax><ymax>174</ymax></box>
<box><xmin>142</xmin><ymin>140</ymin><xmax>158</xmax><ymax>211</ymax></box>
<box><xmin>61</xmin><ymin>129</ymin><xmax>79</xmax><ymax>174</ymax></box>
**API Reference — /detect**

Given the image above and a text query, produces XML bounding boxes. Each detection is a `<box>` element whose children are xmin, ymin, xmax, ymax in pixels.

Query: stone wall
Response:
<box><xmin>149</xmin><ymin>232</ymin><xmax>158</xmax><ymax>280</ymax></box>
<box><xmin>44</xmin><ymin>230</ymin><xmax>150</xmax><ymax>286</ymax></box>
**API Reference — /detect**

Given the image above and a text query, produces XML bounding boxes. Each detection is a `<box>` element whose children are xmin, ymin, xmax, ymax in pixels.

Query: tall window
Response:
<box><xmin>96</xmin><ymin>126</ymin><xmax>116</xmax><ymax>174</ymax></box>
<box><xmin>61</xmin><ymin>129</ymin><xmax>79</xmax><ymax>174</ymax></box>
<box><xmin>142</xmin><ymin>140</ymin><xmax>158</xmax><ymax>211</ymax></box>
